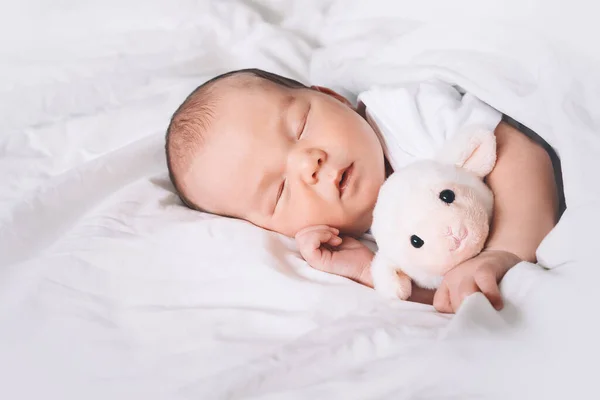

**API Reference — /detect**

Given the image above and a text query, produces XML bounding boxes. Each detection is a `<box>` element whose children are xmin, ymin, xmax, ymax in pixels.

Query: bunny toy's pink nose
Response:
<box><xmin>449</xmin><ymin>236</ymin><xmax>463</xmax><ymax>251</ymax></box>
<box><xmin>446</xmin><ymin>226</ymin><xmax>468</xmax><ymax>251</ymax></box>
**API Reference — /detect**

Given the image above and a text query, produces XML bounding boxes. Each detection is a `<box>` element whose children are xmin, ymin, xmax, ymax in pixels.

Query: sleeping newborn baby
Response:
<box><xmin>165</xmin><ymin>68</ymin><xmax>560</xmax><ymax>313</ymax></box>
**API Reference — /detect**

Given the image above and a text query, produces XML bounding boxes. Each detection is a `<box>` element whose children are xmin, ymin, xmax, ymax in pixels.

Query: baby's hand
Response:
<box><xmin>433</xmin><ymin>249</ymin><xmax>521</xmax><ymax>313</ymax></box>
<box><xmin>295</xmin><ymin>225</ymin><xmax>374</xmax><ymax>287</ymax></box>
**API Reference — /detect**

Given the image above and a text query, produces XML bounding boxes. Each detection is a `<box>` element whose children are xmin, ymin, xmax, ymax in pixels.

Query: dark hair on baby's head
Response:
<box><xmin>165</xmin><ymin>68</ymin><xmax>308</xmax><ymax>210</ymax></box>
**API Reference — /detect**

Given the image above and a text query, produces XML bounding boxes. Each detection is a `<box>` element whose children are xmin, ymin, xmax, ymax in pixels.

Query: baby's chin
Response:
<box><xmin>339</xmin><ymin>210</ymin><xmax>375</xmax><ymax>237</ymax></box>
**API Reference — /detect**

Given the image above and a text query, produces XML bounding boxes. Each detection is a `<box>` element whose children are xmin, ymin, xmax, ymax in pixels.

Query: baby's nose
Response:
<box><xmin>298</xmin><ymin>148</ymin><xmax>327</xmax><ymax>184</ymax></box>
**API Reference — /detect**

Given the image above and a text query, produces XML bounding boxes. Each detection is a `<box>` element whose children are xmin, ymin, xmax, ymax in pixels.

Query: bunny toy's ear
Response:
<box><xmin>437</xmin><ymin>126</ymin><xmax>497</xmax><ymax>178</ymax></box>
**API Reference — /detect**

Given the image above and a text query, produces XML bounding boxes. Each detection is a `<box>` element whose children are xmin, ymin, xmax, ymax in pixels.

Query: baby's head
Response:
<box><xmin>165</xmin><ymin>69</ymin><xmax>385</xmax><ymax>237</ymax></box>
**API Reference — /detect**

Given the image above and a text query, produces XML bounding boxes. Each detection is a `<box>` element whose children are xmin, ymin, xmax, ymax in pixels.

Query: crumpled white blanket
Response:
<box><xmin>1</xmin><ymin>1</ymin><xmax>599</xmax><ymax>399</ymax></box>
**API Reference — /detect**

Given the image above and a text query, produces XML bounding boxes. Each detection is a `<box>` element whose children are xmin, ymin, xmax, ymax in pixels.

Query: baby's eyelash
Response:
<box><xmin>297</xmin><ymin>105</ymin><xmax>310</xmax><ymax>139</ymax></box>
<box><xmin>275</xmin><ymin>180</ymin><xmax>286</xmax><ymax>206</ymax></box>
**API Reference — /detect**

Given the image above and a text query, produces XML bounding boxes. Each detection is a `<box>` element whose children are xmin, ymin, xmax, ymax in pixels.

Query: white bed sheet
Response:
<box><xmin>1</xmin><ymin>1</ymin><xmax>599</xmax><ymax>399</ymax></box>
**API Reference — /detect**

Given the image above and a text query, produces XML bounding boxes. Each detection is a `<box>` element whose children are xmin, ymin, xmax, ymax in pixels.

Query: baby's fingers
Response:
<box><xmin>295</xmin><ymin>228</ymin><xmax>341</xmax><ymax>267</ymax></box>
<box><xmin>298</xmin><ymin>229</ymin><xmax>339</xmax><ymax>251</ymax></box>
<box><xmin>452</xmin><ymin>279</ymin><xmax>478</xmax><ymax>312</ymax></box>
<box><xmin>433</xmin><ymin>284</ymin><xmax>452</xmax><ymax>313</ymax></box>
<box><xmin>295</xmin><ymin>225</ymin><xmax>339</xmax><ymax>241</ymax></box>
<box><xmin>475</xmin><ymin>269</ymin><xmax>503</xmax><ymax>310</ymax></box>
<box><xmin>313</xmin><ymin>230</ymin><xmax>342</xmax><ymax>249</ymax></box>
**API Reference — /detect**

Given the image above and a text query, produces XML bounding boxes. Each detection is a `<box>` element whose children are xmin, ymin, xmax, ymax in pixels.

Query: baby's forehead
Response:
<box><xmin>206</xmin><ymin>79</ymin><xmax>294</xmax><ymax>133</ymax></box>
<box><xmin>213</xmin><ymin>73</ymin><xmax>283</xmax><ymax>98</ymax></box>
<box><xmin>184</xmin><ymin>87</ymin><xmax>284</xmax><ymax>207</ymax></box>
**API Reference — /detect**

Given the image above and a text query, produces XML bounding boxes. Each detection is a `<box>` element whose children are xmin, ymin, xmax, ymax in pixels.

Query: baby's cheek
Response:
<box><xmin>287</xmin><ymin>196</ymin><xmax>344</xmax><ymax>234</ymax></box>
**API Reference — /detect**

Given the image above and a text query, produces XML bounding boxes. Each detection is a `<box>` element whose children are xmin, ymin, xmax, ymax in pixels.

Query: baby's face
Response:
<box><xmin>184</xmin><ymin>80</ymin><xmax>385</xmax><ymax>237</ymax></box>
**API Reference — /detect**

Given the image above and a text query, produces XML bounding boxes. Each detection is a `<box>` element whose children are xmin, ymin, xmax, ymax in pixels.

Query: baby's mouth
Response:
<box><xmin>338</xmin><ymin>163</ymin><xmax>354</xmax><ymax>197</ymax></box>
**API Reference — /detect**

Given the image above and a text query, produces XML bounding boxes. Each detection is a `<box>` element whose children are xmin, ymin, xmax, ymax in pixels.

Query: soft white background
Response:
<box><xmin>1</xmin><ymin>1</ymin><xmax>599</xmax><ymax>399</ymax></box>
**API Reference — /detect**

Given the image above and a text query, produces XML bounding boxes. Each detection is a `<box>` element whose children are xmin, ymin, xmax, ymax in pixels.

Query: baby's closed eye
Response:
<box><xmin>296</xmin><ymin>104</ymin><xmax>310</xmax><ymax>139</ymax></box>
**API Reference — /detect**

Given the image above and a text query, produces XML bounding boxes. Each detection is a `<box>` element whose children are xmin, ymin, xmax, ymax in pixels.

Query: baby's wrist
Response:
<box><xmin>482</xmin><ymin>247</ymin><xmax>523</xmax><ymax>264</ymax></box>
<box><xmin>356</xmin><ymin>255</ymin><xmax>375</xmax><ymax>288</ymax></box>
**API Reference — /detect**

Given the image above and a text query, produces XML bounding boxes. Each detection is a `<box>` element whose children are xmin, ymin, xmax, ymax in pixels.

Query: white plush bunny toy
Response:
<box><xmin>370</xmin><ymin>127</ymin><xmax>497</xmax><ymax>300</ymax></box>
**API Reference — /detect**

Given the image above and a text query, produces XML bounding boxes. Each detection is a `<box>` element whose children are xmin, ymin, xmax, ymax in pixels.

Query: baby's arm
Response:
<box><xmin>484</xmin><ymin>121</ymin><xmax>559</xmax><ymax>261</ymax></box>
<box><xmin>433</xmin><ymin>121</ymin><xmax>559</xmax><ymax>312</ymax></box>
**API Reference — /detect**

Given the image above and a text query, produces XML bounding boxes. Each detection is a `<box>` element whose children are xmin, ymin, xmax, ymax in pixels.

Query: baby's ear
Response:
<box><xmin>438</xmin><ymin>127</ymin><xmax>497</xmax><ymax>178</ymax></box>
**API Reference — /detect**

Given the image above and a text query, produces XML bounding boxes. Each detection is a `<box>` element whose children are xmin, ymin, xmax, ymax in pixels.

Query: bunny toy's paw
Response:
<box><xmin>394</xmin><ymin>271</ymin><xmax>413</xmax><ymax>300</ymax></box>
<box><xmin>371</xmin><ymin>254</ymin><xmax>412</xmax><ymax>300</ymax></box>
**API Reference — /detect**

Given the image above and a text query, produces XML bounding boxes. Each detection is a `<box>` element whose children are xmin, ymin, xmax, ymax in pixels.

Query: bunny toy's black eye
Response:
<box><xmin>410</xmin><ymin>235</ymin><xmax>424</xmax><ymax>248</ymax></box>
<box><xmin>439</xmin><ymin>189</ymin><xmax>455</xmax><ymax>204</ymax></box>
